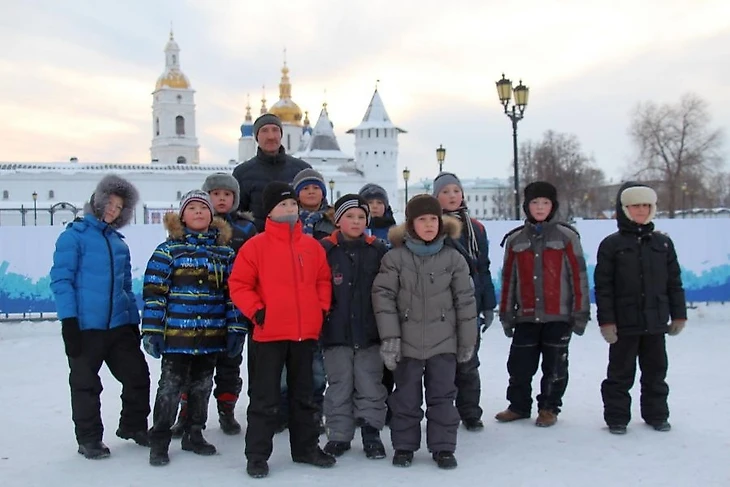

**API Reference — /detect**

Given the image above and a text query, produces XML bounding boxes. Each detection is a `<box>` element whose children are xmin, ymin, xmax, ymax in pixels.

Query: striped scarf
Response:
<box><xmin>444</xmin><ymin>205</ymin><xmax>479</xmax><ymax>260</ymax></box>
<box><xmin>299</xmin><ymin>202</ymin><xmax>328</xmax><ymax>236</ymax></box>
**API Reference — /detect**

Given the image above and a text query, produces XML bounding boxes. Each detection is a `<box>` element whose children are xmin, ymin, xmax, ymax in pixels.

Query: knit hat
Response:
<box><xmin>202</xmin><ymin>172</ymin><xmax>240</xmax><ymax>211</ymax></box>
<box><xmin>405</xmin><ymin>194</ymin><xmax>443</xmax><ymax>238</ymax></box>
<box><xmin>359</xmin><ymin>183</ymin><xmax>389</xmax><ymax>208</ymax></box>
<box><xmin>523</xmin><ymin>181</ymin><xmax>559</xmax><ymax>222</ymax></box>
<box><xmin>334</xmin><ymin>194</ymin><xmax>370</xmax><ymax>226</ymax></box>
<box><xmin>262</xmin><ymin>181</ymin><xmax>297</xmax><ymax>217</ymax></box>
<box><xmin>432</xmin><ymin>172</ymin><xmax>463</xmax><ymax>197</ymax></box>
<box><xmin>620</xmin><ymin>185</ymin><xmax>657</xmax><ymax>224</ymax></box>
<box><xmin>253</xmin><ymin>113</ymin><xmax>283</xmax><ymax>141</ymax></box>
<box><xmin>179</xmin><ymin>189</ymin><xmax>214</xmax><ymax>219</ymax></box>
<box><xmin>292</xmin><ymin>168</ymin><xmax>327</xmax><ymax>200</ymax></box>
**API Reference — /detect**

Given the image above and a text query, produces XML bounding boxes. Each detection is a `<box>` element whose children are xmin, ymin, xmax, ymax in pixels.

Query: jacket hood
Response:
<box><xmin>615</xmin><ymin>181</ymin><xmax>657</xmax><ymax>233</ymax></box>
<box><xmin>163</xmin><ymin>212</ymin><xmax>233</xmax><ymax>245</ymax></box>
<box><xmin>388</xmin><ymin>215</ymin><xmax>461</xmax><ymax>248</ymax></box>
<box><xmin>84</xmin><ymin>174</ymin><xmax>139</xmax><ymax>229</ymax></box>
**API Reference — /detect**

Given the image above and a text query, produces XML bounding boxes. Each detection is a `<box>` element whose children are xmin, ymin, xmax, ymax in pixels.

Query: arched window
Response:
<box><xmin>376</xmin><ymin>129</ymin><xmax>379</xmax><ymax>138</ymax></box>
<box><xmin>176</xmin><ymin>156</ymin><xmax>187</xmax><ymax>165</ymax></box>
<box><xmin>172</xmin><ymin>54</ymin><xmax>177</xmax><ymax>65</ymax></box>
<box><xmin>2</xmin><ymin>190</ymin><xmax>8</xmax><ymax>200</ymax></box>
<box><xmin>155</xmin><ymin>117</ymin><xmax>160</xmax><ymax>136</ymax></box>
<box><xmin>49</xmin><ymin>190</ymin><xmax>54</xmax><ymax>199</ymax></box>
<box><xmin>176</xmin><ymin>191</ymin><xmax>182</xmax><ymax>200</ymax></box>
<box><xmin>175</xmin><ymin>116</ymin><xmax>185</xmax><ymax>135</ymax></box>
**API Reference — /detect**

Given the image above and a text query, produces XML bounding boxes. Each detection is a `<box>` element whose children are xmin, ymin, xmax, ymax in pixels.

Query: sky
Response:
<box><xmin>1</xmin><ymin>0</ymin><xmax>729</xmax><ymax>187</ymax></box>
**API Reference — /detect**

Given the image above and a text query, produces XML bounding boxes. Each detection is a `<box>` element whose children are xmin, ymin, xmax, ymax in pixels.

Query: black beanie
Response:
<box><xmin>523</xmin><ymin>181</ymin><xmax>559</xmax><ymax>222</ymax></box>
<box><xmin>253</xmin><ymin>113</ymin><xmax>283</xmax><ymax>141</ymax></box>
<box><xmin>405</xmin><ymin>194</ymin><xmax>443</xmax><ymax>239</ymax></box>
<box><xmin>262</xmin><ymin>181</ymin><xmax>297</xmax><ymax>217</ymax></box>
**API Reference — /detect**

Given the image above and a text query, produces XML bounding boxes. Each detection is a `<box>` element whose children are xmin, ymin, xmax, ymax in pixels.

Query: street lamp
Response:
<box><xmin>436</xmin><ymin>144</ymin><xmax>446</xmax><ymax>174</ymax></box>
<box><xmin>328</xmin><ymin>179</ymin><xmax>335</xmax><ymax>200</ymax></box>
<box><xmin>496</xmin><ymin>73</ymin><xmax>529</xmax><ymax>220</ymax></box>
<box><xmin>681</xmin><ymin>183</ymin><xmax>687</xmax><ymax>219</ymax></box>
<box><xmin>32</xmin><ymin>191</ymin><xmax>38</xmax><ymax>226</ymax></box>
<box><xmin>402</xmin><ymin>167</ymin><xmax>411</xmax><ymax>208</ymax></box>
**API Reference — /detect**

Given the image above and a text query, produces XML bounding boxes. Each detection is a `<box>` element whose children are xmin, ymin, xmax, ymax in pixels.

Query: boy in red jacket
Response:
<box><xmin>229</xmin><ymin>181</ymin><xmax>335</xmax><ymax>478</ymax></box>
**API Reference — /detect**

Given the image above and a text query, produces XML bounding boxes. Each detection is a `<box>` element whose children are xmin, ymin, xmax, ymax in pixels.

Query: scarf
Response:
<box><xmin>299</xmin><ymin>202</ymin><xmax>328</xmax><ymax>236</ymax></box>
<box><xmin>405</xmin><ymin>234</ymin><xmax>445</xmax><ymax>256</ymax></box>
<box><xmin>444</xmin><ymin>205</ymin><xmax>479</xmax><ymax>259</ymax></box>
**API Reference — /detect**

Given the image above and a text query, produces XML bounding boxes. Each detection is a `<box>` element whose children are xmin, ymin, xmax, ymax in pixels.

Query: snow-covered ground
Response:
<box><xmin>1</xmin><ymin>305</ymin><xmax>728</xmax><ymax>487</ymax></box>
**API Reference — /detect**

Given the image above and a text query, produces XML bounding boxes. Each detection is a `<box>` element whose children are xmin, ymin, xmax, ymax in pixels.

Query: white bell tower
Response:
<box><xmin>150</xmin><ymin>30</ymin><xmax>200</xmax><ymax>165</ymax></box>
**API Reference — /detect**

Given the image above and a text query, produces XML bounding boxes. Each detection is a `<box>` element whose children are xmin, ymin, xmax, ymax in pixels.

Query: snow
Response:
<box><xmin>1</xmin><ymin>305</ymin><xmax>728</xmax><ymax>486</ymax></box>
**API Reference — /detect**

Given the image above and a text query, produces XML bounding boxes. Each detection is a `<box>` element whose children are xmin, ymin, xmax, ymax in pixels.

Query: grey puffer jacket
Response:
<box><xmin>372</xmin><ymin>216</ymin><xmax>478</xmax><ymax>360</ymax></box>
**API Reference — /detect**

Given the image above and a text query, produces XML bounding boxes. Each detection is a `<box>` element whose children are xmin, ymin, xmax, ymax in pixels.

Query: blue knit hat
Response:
<box><xmin>292</xmin><ymin>168</ymin><xmax>327</xmax><ymax>200</ymax></box>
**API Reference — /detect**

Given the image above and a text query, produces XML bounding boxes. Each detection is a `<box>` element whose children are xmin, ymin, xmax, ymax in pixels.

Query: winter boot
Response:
<box><xmin>170</xmin><ymin>393</ymin><xmax>188</xmax><ymax>439</ymax></box>
<box><xmin>361</xmin><ymin>424</ymin><xmax>386</xmax><ymax>460</ymax></box>
<box><xmin>535</xmin><ymin>410</ymin><xmax>558</xmax><ymax>427</ymax></box>
<box><xmin>608</xmin><ymin>424</ymin><xmax>627</xmax><ymax>435</ymax></box>
<box><xmin>648</xmin><ymin>420</ymin><xmax>671</xmax><ymax>432</ymax></box>
<box><xmin>432</xmin><ymin>451</ymin><xmax>458</xmax><ymax>470</ymax></box>
<box><xmin>462</xmin><ymin>418</ymin><xmax>485</xmax><ymax>431</ymax></box>
<box><xmin>247</xmin><ymin>459</ymin><xmax>269</xmax><ymax>478</ymax></box>
<box><xmin>77</xmin><ymin>441</ymin><xmax>111</xmax><ymax>460</ymax></box>
<box><xmin>292</xmin><ymin>447</ymin><xmax>336</xmax><ymax>468</ymax></box>
<box><xmin>392</xmin><ymin>450</ymin><xmax>413</xmax><ymax>467</ymax></box>
<box><xmin>323</xmin><ymin>441</ymin><xmax>351</xmax><ymax>457</ymax></box>
<box><xmin>217</xmin><ymin>393</ymin><xmax>242</xmax><ymax>435</ymax></box>
<box><xmin>149</xmin><ymin>444</ymin><xmax>170</xmax><ymax>466</ymax></box>
<box><xmin>495</xmin><ymin>408</ymin><xmax>530</xmax><ymax>423</ymax></box>
<box><xmin>181</xmin><ymin>426</ymin><xmax>217</xmax><ymax>456</ymax></box>
<box><xmin>116</xmin><ymin>427</ymin><xmax>150</xmax><ymax>447</ymax></box>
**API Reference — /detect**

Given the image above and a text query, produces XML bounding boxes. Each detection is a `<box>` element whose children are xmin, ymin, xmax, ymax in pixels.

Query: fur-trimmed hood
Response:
<box><xmin>163</xmin><ymin>212</ymin><xmax>233</xmax><ymax>246</ymax></box>
<box><xmin>388</xmin><ymin>215</ymin><xmax>461</xmax><ymax>248</ymax></box>
<box><xmin>83</xmin><ymin>174</ymin><xmax>139</xmax><ymax>229</ymax></box>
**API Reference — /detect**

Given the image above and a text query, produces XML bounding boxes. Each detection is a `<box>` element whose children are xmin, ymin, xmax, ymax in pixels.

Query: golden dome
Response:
<box><xmin>268</xmin><ymin>63</ymin><xmax>302</xmax><ymax>125</ymax></box>
<box><xmin>155</xmin><ymin>70</ymin><xmax>190</xmax><ymax>90</ymax></box>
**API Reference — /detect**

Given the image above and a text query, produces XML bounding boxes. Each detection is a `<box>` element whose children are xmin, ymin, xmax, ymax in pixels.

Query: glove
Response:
<box><xmin>253</xmin><ymin>308</ymin><xmax>266</xmax><ymax>328</ymax></box>
<box><xmin>61</xmin><ymin>318</ymin><xmax>83</xmax><ymax>358</ymax></box>
<box><xmin>479</xmin><ymin>310</ymin><xmax>495</xmax><ymax>333</ymax></box>
<box><xmin>226</xmin><ymin>333</ymin><xmax>245</xmax><ymax>358</ymax></box>
<box><xmin>572</xmin><ymin>320</ymin><xmax>588</xmax><ymax>336</ymax></box>
<box><xmin>380</xmin><ymin>338</ymin><xmax>401</xmax><ymax>371</ymax></box>
<box><xmin>142</xmin><ymin>334</ymin><xmax>164</xmax><ymax>359</ymax></box>
<box><xmin>456</xmin><ymin>346</ymin><xmax>474</xmax><ymax>363</ymax></box>
<box><xmin>668</xmin><ymin>319</ymin><xmax>686</xmax><ymax>336</ymax></box>
<box><xmin>501</xmin><ymin>321</ymin><xmax>514</xmax><ymax>338</ymax></box>
<box><xmin>600</xmin><ymin>324</ymin><xmax>618</xmax><ymax>344</ymax></box>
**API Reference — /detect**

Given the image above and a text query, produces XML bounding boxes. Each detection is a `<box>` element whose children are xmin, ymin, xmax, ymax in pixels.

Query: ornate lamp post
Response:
<box><xmin>402</xmin><ymin>167</ymin><xmax>411</xmax><ymax>208</ymax></box>
<box><xmin>328</xmin><ymin>179</ymin><xmax>335</xmax><ymax>200</ymax></box>
<box><xmin>32</xmin><ymin>191</ymin><xmax>38</xmax><ymax>226</ymax></box>
<box><xmin>436</xmin><ymin>144</ymin><xmax>446</xmax><ymax>174</ymax></box>
<box><xmin>496</xmin><ymin>74</ymin><xmax>529</xmax><ymax>220</ymax></box>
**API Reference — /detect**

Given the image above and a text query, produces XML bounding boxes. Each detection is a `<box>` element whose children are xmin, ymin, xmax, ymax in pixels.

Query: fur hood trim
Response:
<box><xmin>388</xmin><ymin>215</ymin><xmax>461</xmax><ymax>248</ymax></box>
<box><xmin>163</xmin><ymin>213</ymin><xmax>233</xmax><ymax>246</ymax></box>
<box><xmin>83</xmin><ymin>174</ymin><xmax>139</xmax><ymax>229</ymax></box>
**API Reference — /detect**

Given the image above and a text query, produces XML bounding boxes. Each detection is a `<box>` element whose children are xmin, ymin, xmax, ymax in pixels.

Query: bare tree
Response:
<box><xmin>491</xmin><ymin>183</ymin><xmax>512</xmax><ymax>220</ymax></box>
<box><xmin>629</xmin><ymin>93</ymin><xmax>725</xmax><ymax>218</ymax></box>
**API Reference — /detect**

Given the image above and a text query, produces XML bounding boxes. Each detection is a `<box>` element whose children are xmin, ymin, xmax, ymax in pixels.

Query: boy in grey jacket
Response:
<box><xmin>372</xmin><ymin>195</ymin><xmax>477</xmax><ymax>470</ymax></box>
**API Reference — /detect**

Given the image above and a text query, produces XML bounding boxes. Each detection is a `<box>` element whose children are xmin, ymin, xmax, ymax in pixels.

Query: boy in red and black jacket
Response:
<box><xmin>229</xmin><ymin>182</ymin><xmax>335</xmax><ymax>478</ymax></box>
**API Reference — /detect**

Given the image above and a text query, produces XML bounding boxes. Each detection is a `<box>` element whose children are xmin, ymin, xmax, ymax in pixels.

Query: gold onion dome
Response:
<box><xmin>155</xmin><ymin>70</ymin><xmax>190</xmax><ymax>90</ymax></box>
<box><xmin>268</xmin><ymin>64</ymin><xmax>302</xmax><ymax>124</ymax></box>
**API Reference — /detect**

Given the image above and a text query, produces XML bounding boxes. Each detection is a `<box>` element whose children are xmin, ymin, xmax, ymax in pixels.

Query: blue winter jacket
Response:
<box><xmin>457</xmin><ymin>218</ymin><xmax>497</xmax><ymax>314</ymax></box>
<box><xmin>50</xmin><ymin>214</ymin><xmax>140</xmax><ymax>330</ymax></box>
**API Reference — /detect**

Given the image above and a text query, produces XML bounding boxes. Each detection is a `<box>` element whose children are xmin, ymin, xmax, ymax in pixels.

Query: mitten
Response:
<box><xmin>480</xmin><ymin>310</ymin><xmax>495</xmax><ymax>333</ymax></box>
<box><xmin>61</xmin><ymin>318</ymin><xmax>83</xmax><ymax>358</ymax></box>
<box><xmin>456</xmin><ymin>346</ymin><xmax>474</xmax><ymax>363</ymax></box>
<box><xmin>226</xmin><ymin>333</ymin><xmax>245</xmax><ymax>358</ymax></box>
<box><xmin>668</xmin><ymin>319</ymin><xmax>686</xmax><ymax>336</ymax></box>
<box><xmin>600</xmin><ymin>324</ymin><xmax>618</xmax><ymax>344</ymax></box>
<box><xmin>142</xmin><ymin>334</ymin><xmax>164</xmax><ymax>359</ymax></box>
<box><xmin>380</xmin><ymin>338</ymin><xmax>401</xmax><ymax>371</ymax></box>
<box><xmin>572</xmin><ymin>320</ymin><xmax>588</xmax><ymax>336</ymax></box>
<box><xmin>253</xmin><ymin>308</ymin><xmax>266</xmax><ymax>328</ymax></box>
<box><xmin>501</xmin><ymin>321</ymin><xmax>514</xmax><ymax>338</ymax></box>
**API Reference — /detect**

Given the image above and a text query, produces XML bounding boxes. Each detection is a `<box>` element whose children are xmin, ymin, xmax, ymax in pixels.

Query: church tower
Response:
<box><xmin>238</xmin><ymin>95</ymin><xmax>256</xmax><ymax>162</ymax></box>
<box><xmin>150</xmin><ymin>30</ymin><xmax>200</xmax><ymax>165</ymax></box>
<box><xmin>267</xmin><ymin>58</ymin><xmax>303</xmax><ymax>154</ymax></box>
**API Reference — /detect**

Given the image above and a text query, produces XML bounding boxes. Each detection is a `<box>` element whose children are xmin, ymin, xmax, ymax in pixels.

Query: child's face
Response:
<box><xmin>626</xmin><ymin>203</ymin><xmax>652</xmax><ymax>224</ymax></box>
<box><xmin>103</xmin><ymin>194</ymin><xmax>124</xmax><ymax>224</ymax></box>
<box><xmin>298</xmin><ymin>184</ymin><xmax>323</xmax><ymax>210</ymax></box>
<box><xmin>413</xmin><ymin>214</ymin><xmax>440</xmax><ymax>242</ymax></box>
<box><xmin>338</xmin><ymin>208</ymin><xmax>367</xmax><ymax>239</ymax></box>
<box><xmin>269</xmin><ymin>198</ymin><xmax>299</xmax><ymax>218</ymax></box>
<box><xmin>367</xmin><ymin>199</ymin><xmax>385</xmax><ymax>218</ymax></box>
<box><xmin>528</xmin><ymin>197</ymin><xmax>553</xmax><ymax>222</ymax></box>
<box><xmin>183</xmin><ymin>201</ymin><xmax>212</xmax><ymax>231</ymax></box>
<box><xmin>436</xmin><ymin>184</ymin><xmax>462</xmax><ymax>212</ymax></box>
<box><xmin>209</xmin><ymin>189</ymin><xmax>235</xmax><ymax>214</ymax></box>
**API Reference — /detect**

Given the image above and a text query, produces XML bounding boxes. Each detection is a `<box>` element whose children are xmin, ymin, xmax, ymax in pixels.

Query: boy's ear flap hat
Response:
<box><xmin>620</xmin><ymin>184</ymin><xmax>657</xmax><ymax>223</ymax></box>
<box><xmin>523</xmin><ymin>181</ymin><xmax>559</xmax><ymax>223</ymax></box>
<box><xmin>405</xmin><ymin>194</ymin><xmax>443</xmax><ymax>238</ymax></box>
<box><xmin>202</xmin><ymin>173</ymin><xmax>241</xmax><ymax>212</ymax></box>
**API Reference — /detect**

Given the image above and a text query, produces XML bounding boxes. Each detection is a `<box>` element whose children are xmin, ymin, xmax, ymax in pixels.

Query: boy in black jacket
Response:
<box><xmin>594</xmin><ymin>182</ymin><xmax>687</xmax><ymax>435</ymax></box>
<box><xmin>320</xmin><ymin>194</ymin><xmax>389</xmax><ymax>459</ymax></box>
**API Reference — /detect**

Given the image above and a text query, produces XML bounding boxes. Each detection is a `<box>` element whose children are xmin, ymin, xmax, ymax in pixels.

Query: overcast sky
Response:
<box><xmin>1</xmin><ymin>0</ymin><xmax>728</xmax><ymax>187</ymax></box>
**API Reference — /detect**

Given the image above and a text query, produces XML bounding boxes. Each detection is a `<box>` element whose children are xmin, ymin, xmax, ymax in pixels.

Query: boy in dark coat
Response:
<box><xmin>320</xmin><ymin>194</ymin><xmax>389</xmax><ymax>459</ymax></box>
<box><xmin>496</xmin><ymin>182</ymin><xmax>590</xmax><ymax>427</ymax></box>
<box><xmin>595</xmin><ymin>182</ymin><xmax>687</xmax><ymax>435</ymax></box>
<box><xmin>359</xmin><ymin>183</ymin><xmax>396</xmax><ymax>244</ymax></box>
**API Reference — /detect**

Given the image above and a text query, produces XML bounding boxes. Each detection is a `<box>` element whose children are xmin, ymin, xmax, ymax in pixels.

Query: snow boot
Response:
<box><xmin>495</xmin><ymin>408</ymin><xmax>530</xmax><ymax>423</ymax></box>
<box><xmin>462</xmin><ymin>418</ymin><xmax>485</xmax><ymax>431</ymax></box>
<box><xmin>608</xmin><ymin>424</ymin><xmax>627</xmax><ymax>435</ymax></box>
<box><xmin>323</xmin><ymin>441</ymin><xmax>351</xmax><ymax>457</ymax></box>
<box><xmin>648</xmin><ymin>420</ymin><xmax>671</xmax><ymax>432</ymax></box>
<box><xmin>77</xmin><ymin>441</ymin><xmax>110</xmax><ymax>460</ymax></box>
<box><xmin>116</xmin><ymin>427</ymin><xmax>150</xmax><ymax>447</ymax></box>
<box><xmin>170</xmin><ymin>393</ymin><xmax>188</xmax><ymax>439</ymax></box>
<box><xmin>361</xmin><ymin>424</ymin><xmax>386</xmax><ymax>459</ymax></box>
<box><xmin>181</xmin><ymin>426</ymin><xmax>217</xmax><ymax>456</ymax></box>
<box><xmin>149</xmin><ymin>444</ymin><xmax>170</xmax><ymax>466</ymax></box>
<box><xmin>535</xmin><ymin>409</ymin><xmax>558</xmax><ymax>427</ymax></box>
<box><xmin>247</xmin><ymin>460</ymin><xmax>269</xmax><ymax>478</ymax></box>
<box><xmin>432</xmin><ymin>451</ymin><xmax>458</xmax><ymax>470</ymax></box>
<box><xmin>292</xmin><ymin>447</ymin><xmax>336</xmax><ymax>468</ymax></box>
<box><xmin>392</xmin><ymin>450</ymin><xmax>413</xmax><ymax>467</ymax></box>
<box><xmin>217</xmin><ymin>393</ymin><xmax>242</xmax><ymax>435</ymax></box>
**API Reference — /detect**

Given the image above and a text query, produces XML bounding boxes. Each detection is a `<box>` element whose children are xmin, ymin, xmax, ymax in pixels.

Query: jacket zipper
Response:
<box><xmin>290</xmin><ymin>229</ymin><xmax>303</xmax><ymax>340</ymax></box>
<box><xmin>104</xmin><ymin>229</ymin><xmax>114</xmax><ymax>329</ymax></box>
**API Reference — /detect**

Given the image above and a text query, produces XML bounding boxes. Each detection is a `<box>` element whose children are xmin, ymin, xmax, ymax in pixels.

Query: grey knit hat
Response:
<box><xmin>432</xmin><ymin>172</ymin><xmax>463</xmax><ymax>197</ymax></box>
<box><xmin>179</xmin><ymin>190</ymin><xmax>213</xmax><ymax>219</ymax></box>
<box><xmin>253</xmin><ymin>113</ymin><xmax>283</xmax><ymax>141</ymax></box>
<box><xmin>359</xmin><ymin>183</ymin><xmax>389</xmax><ymax>208</ymax></box>
<box><xmin>292</xmin><ymin>168</ymin><xmax>327</xmax><ymax>200</ymax></box>
<box><xmin>202</xmin><ymin>172</ymin><xmax>240</xmax><ymax>212</ymax></box>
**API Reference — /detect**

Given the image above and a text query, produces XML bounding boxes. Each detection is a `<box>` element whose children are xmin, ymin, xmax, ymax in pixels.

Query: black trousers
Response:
<box><xmin>505</xmin><ymin>321</ymin><xmax>572</xmax><ymax>415</ymax></box>
<box><xmin>455</xmin><ymin>333</ymin><xmax>482</xmax><ymax>421</ymax></box>
<box><xmin>601</xmin><ymin>333</ymin><xmax>669</xmax><ymax>426</ymax></box>
<box><xmin>67</xmin><ymin>325</ymin><xmax>150</xmax><ymax>444</ymax></box>
<box><xmin>213</xmin><ymin>350</ymin><xmax>244</xmax><ymax>399</ymax></box>
<box><xmin>245</xmin><ymin>339</ymin><xmax>320</xmax><ymax>462</ymax></box>
<box><xmin>149</xmin><ymin>353</ymin><xmax>217</xmax><ymax>447</ymax></box>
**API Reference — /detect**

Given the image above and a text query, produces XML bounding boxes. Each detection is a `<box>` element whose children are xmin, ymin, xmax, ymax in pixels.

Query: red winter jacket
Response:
<box><xmin>229</xmin><ymin>218</ymin><xmax>332</xmax><ymax>342</ymax></box>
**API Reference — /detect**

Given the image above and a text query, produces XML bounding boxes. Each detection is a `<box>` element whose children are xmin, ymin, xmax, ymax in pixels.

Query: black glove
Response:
<box><xmin>61</xmin><ymin>318</ymin><xmax>83</xmax><ymax>358</ymax></box>
<box><xmin>254</xmin><ymin>308</ymin><xmax>266</xmax><ymax>328</ymax></box>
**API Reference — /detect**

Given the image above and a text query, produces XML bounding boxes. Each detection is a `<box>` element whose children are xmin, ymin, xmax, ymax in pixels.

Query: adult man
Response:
<box><xmin>233</xmin><ymin>113</ymin><xmax>311</xmax><ymax>232</ymax></box>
